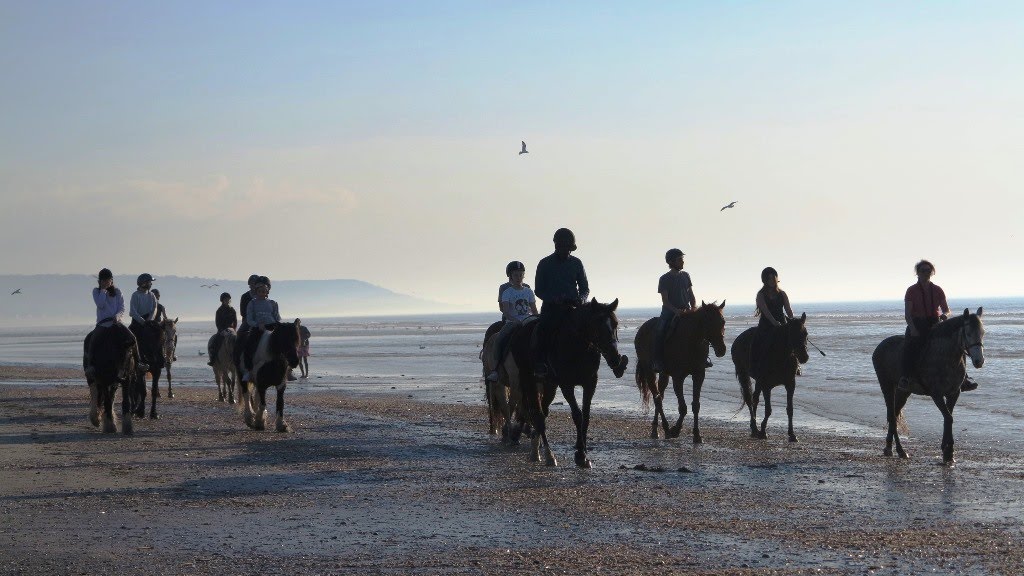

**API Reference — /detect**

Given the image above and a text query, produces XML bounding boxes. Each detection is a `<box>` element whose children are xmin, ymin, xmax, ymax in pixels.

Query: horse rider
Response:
<box><xmin>130</xmin><ymin>273</ymin><xmax>159</xmax><ymax>329</ymax></box>
<box><xmin>84</xmin><ymin>268</ymin><xmax>147</xmax><ymax>379</ymax></box>
<box><xmin>497</xmin><ymin>262</ymin><xmax>517</xmax><ymax>321</ymax></box>
<box><xmin>486</xmin><ymin>261</ymin><xmax>538</xmax><ymax>382</ymax></box>
<box><xmin>242</xmin><ymin>279</ymin><xmax>282</xmax><ymax>381</ymax></box>
<box><xmin>151</xmin><ymin>288</ymin><xmax>176</xmax><ymax>361</ymax></box>
<box><xmin>207</xmin><ymin>291</ymin><xmax>237</xmax><ymax>366</ymax></box>
<box><xmin>238</xmin><ymin>274</ymin><xmax>260</xmax><ymax>333</ymax></box>
<box><xmin>651</xmin><ymin>248</ymin><xmax>700</xmax><ymax>372</ymax></box>
<box><xmin>750</xmin><ymin>267</ymin><xmax>795</xmax><ymax>380</ymax></box>
<box><xmin>532</xmin><ymin>228</ymin><xmax>627</xmax><ymax>380</ymax></box>
<box><xmin>899</xmin><ymin>260</ymin><xmax>978</xmax><ymax>393</ymax></box>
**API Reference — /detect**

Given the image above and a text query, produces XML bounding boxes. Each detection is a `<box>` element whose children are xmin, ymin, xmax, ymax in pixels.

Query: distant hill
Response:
<box><xmin>0</xmin><ymin>274</ymin><xmax>450</xmax><ymax>327</ymax></box>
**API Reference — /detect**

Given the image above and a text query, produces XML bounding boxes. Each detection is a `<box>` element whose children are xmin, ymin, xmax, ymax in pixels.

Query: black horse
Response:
<box><xmin>634</xmin><ymin>301</ymin><xmax>727</xmax><ymax>443</ymax></box>
<box><xmin>83</xmin><ymin>326</ymin><xmax>143</xmax><ymax>434</ymax></box>
<box><xmin>731</xmin><ymin>313</ymin><xmax>810</xmax><ymax>441</ymax></box>
<box><xmin>507</xmin><ymin>298</ymin><xmax>628</xmax><ymax>468</ymax></box>
<box><xmin>240</xmin><ymin>320</ymin><xmax>301</xmax><ymax>432</ymax></box>
<box><xmin>131</xmin><ymin>320</ymin><xmax>166</xmax><ymax>420</ymax></box>
<box><xmin>872</xmin><ymin>308</ymin><xmax>985</xmax><ymax>464</ymax></box>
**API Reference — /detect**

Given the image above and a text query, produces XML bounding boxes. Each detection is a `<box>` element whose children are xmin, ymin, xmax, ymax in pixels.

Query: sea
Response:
<box><xmin>1</xmin><ymin>298</ymin><xmax>1021</xmax><ymax>454</ymax></box>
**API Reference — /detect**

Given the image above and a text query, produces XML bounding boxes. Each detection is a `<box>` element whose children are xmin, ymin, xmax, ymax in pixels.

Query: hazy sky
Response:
<box><xmin>2</xmin><ymin>2</ymin><xmax>1021</xmax><ymax>312</ymax></box>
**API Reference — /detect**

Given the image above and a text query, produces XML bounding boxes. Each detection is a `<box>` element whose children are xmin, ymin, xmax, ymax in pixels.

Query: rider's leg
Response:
<box><xmin>898</xmin><ymin>332</ymin><xmax>921</xmax><ymax>392</ymax></box>
<box><xmin>651</xmin><ymin>311</ymin><xmax>672</xmax><ymax>371</ymax></box>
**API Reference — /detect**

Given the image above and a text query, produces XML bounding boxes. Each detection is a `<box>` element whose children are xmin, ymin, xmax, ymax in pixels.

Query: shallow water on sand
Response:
<box><xmin>1</xmin><ymin>298</ymin><xmax>1021</xmax><ymax>454</ymax></box>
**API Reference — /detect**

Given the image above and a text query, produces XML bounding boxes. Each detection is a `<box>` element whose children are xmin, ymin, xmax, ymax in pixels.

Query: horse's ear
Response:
<box><xmin>719</xmin><ymin>300</ymin><xmax>726</xmax><ymax>310</ymax></box>
<box><xmin>293</xmin><ymin>318</ymin><xmax>300</xmax><ymax>326</ymax></box>
<box><xmin>590</xmin><ymin>297</ymin><xmax>598</xmax><ymax>305</ymax></box>
<box><xmin>976</xmin><ymin>306</ymin><xmax>983</xmax><ymax>316</ymax></box>
<box><xmin>173</xmin><ymin>317</ymin><xmax>178</xmax><ymax>324</ymax></box>
<box><xmin>701</xmin><ymin>300</ymin><xmax>706</xmax><ymax>307</ymax></box>
<box><xmin>963</xmin><ymin>308</ymin><xmax>970</xmax><ymax>317</ymax></box>
<box><xmin>609</xmin><ymin>298</ymin><xmax>619</xmax><ymax>311</ymax></box>
<box><xmin>800</xmin><ymin>312</ymin><xmax>807</xmax><ymax>323</ymax></box>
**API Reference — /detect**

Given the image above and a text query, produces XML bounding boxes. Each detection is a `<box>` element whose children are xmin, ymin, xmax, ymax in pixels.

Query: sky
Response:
<box><xmin>2</xmin><ymin>1</ymin><xmax>1022</xmax><ymax>313</ymax></box>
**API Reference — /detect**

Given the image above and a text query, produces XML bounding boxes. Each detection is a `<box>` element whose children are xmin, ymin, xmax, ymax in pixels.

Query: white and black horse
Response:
<box><xmin>241</xmin><ymin>320</ymin><xmax>301</xmax><ymax>432</ymax></box>
<box><xmin>872</xmin><ymin>308</ymin><xmax>985</xmax><ymax>464</ymax></box>
<box><xmin>211</xmin><ymin>328</ymin><xmax>239</xmax><ymax>403</ymax></box>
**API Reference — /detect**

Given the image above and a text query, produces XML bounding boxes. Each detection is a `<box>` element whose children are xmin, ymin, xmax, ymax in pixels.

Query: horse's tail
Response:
<box><xmin>735</xmin><ymin>366</ymin><xmax>753</xmax><ymax>409</ymax></box>
<box><xmin>896</xmin><ymin>408</ymin><xmax>909</xmax><ymax>435</ymax></box>
<box><xmin>635</xmin><ymin>362</ymin><xmax>652</xmax><ymax>413</ymax></box>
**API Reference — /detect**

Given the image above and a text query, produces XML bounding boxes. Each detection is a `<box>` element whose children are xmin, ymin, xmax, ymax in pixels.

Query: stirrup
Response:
<box><xmin>960</xmin><ymin>376</ymin><xmax>978</xmax><ymax>392</ymax></box>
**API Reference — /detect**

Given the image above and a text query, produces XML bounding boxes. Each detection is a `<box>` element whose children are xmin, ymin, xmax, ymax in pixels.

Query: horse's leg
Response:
<box><xmin>558</xmin><ymin>382</ymin><xmax>590</xmax><ymax>468</ymax></box>
<box><xmin>537</xmin><ymin>385</ymin><xmax>558</xmax><ymax>466</ymax></box>
<box><xmin>653</xmin><ymin>374</ymin><xmax>671</xmax><ymax>438</ymax></box>
<box><xmin>228</xmin><ymin>368</ymin><xmax>237</xmax><ymax>404</ymax></box>
<box><xmin>134</xmin><ymin>370</ymin><xmax>147</xmax><ymax>419</ymax></box>
<box><xmin>120</xmin><ymin>381</ymin><xmax>134</xmax><ymax>436</ymax></box>
<box><xmin>166</xmin><ymin>364</ymin><xmax>174</xmax><ymax>398</ymax></box>
<box><xmin>667</xmin><ymin>374</ymin><xmax>686</xmax><ymax>439</ymax></box>
<box><xmin>215</xmin><ymin>368</ymin><xmax>225</xmax><ymax>402</ymax></box>
<box><xmin>891</xmin><ymin>390</ymin><xmax>910</xmax><ymax>459</ymax></box>
<box><xmin>748</xmin><ymin>381</ymin><xmax>761</xmax><ymax>438</ymax></box>
<box><xmin>89</xmin><ymin>381</ymin><xmax>100</xmax><ymax>427</ymax></box>
<box><xmin>786</xmin><ymin>382</ymin><xmax>798</xmax><ymax>442</ymax></box>
<box><xmin>242</xmin><ymin>382</ymin><xmax>255</xmax><ymax>429</ymax></box>
<box><xmin>101</xmin><ymin>383</ymin><xmax>117</xmax><ymax>434</ymax></box>
<box><xmin>149</xmin><ymin>371</ymin><xmax>160</xmax><ymax>419</ymax></box>
<box><xmin>931</xmin><ymin>392</ymin><xmax>957</xmax><ymax>464</ymax></box>
<box><xmin>577</xmin><ymin>383</ymin><xmax>595</xmax><ymax>468</ymax></box>
<box><xmin>691</xmin><ymin>372</ymin><xmax>704</xmax><ymax>444</ymax></box>
<box><xmin>275</xmin><ymin>384</ymin><xmax>289</xmax><ymax>432</ymax></box>
<box><xmin>254</xmin><ymin>384</ymin><xmax>268</xmax><ymax>431</ymax></box>
<box><xmin>757</xmin><ymin>385</ymin><xmax>772</xmax><ymax>439</ymax></box>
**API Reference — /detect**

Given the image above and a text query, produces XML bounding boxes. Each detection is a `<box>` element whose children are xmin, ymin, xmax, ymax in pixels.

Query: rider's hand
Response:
<box><xmin>106</xmin><ymin>285</ymin><xmax>117</xmax><ymax>296</ymax></box>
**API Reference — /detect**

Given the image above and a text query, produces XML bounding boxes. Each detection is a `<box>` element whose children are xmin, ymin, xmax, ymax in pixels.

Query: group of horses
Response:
<box><xmin>84</xmin><ymin>317</ymin><xmax>303</xmax><ymax>435</ymax></box>
<box><xmin>482</xmin><ymin>299</ymin><xmax>986</xmax><ymax>467</ymax></box>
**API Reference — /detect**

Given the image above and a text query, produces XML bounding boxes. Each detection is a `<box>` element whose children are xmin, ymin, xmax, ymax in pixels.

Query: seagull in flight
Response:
<box><xmin>10</xmin><ymin>289</ymin><xmax>21</xmax><ymax>295</ymax></box>
<box><xmin>720</xmin><ymin>201</ymin><xmax>738</xmax><ymax>211</ymax></box>
<box><xmin>519</xmin><ymin>141</ymin><xmax>528</xmax><ymax>155</ymax></box>
<box><xmin>200</xmin><ymin>284</ymin><xmax>220</xmax><ymax>288</ymax></box>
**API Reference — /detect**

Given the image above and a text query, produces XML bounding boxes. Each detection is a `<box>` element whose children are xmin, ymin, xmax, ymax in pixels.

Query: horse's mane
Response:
<box><xmin>268</xmin><ymin>323</ymin><xmax>299</xmax><ymax>355</ymax></box>
<box><xmin>930</xmin><ymin>314</ymin><xmax>968</xmax><ymax>339</ymax></box>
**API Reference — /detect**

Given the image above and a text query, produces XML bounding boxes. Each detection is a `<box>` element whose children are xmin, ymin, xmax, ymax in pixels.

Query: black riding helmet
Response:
<box><xmin>552</xmin><ymin>228</ymin><xmax>577</xmax><ymax>251</ymax></box>
<box><xmin>258</xmin><ymin>276</ymin><xmax>271</xmax><ymax>290</ymax></box>
<box><xmin>247</xmin><ymin>274</ymin><xmax>260</xmax><ymax>285</ymax></box>
<box><xmin>220</xmin><ymin>292</ymin><xmax>231</xmax><ymax>302</ymax></box>
<box><xmin>761</xmin><ymin>267</ymin><xmax>779</xmax><ymax>284</ymax></box>
<box><xmin>505</xmin><ymin>261</ymin><xmax>525</xmax><ymax>277</ymax></box>
<box><xmin>665</xmin><ymin>248</ymin><xmax>684</xmax><ymax>263</ymax></box>
<box><xmin>98</xmin><ymin>268</ymin><xmax>113</xmax><ymax>280</ymax></box>
<box><xmin>137</xmin><ymin>273</ymin><xmax>155</xmax><ymax>286</ymax></box>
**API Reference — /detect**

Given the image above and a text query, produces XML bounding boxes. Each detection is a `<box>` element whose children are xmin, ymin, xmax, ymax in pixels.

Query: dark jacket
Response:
<box><xmin>535</xmin><ymin>253</ymin><xmax>589</xmax><ymax>305</ymax></box>
<box><xmin>216</xmin><ymin>305</ymin><xmax>238</xmax><ymax>331</ymax></box>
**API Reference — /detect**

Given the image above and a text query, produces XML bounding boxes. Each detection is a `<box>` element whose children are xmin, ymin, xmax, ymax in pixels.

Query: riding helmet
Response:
<box><xmin>505</xmin><ymin>261</ymin><xmax>525</xmax><ymax>277</ymax></box>
<box><xmin>137</xmin><ymin>273</ymin><xmax>155</xmax><ymax>286</ymax></box>
<box><xmin>552</xmin><ymin>228</ymin><xmax>577</xmax><ymax>250</ymax></box>
<box><xmin>220</xmin><ymin>292</ymin><xmax>231</xmax><ymax>302</ymax></box>
<box><xmin>98</xmin><ymin>268</ymin><xmax>113</xmax><ymax>280</ymax></box>
<box><xmin>258</xmin><ymin>276</ymin><xmax>271</xmax><ymax>289</ymax></box>
<box><xmin>665</xmin><ymin>248</ymin><xmax>684</xmax><ymax>263</ymax></box>
<box><xmin>247</xmin><ymin>274</ymin><xmax>260</xmax><ymax>285</ymax></box>
<box><xmin>760</xmin><ymin>267</ymin><xmax>778</xmax><ymax>284</ymax></box>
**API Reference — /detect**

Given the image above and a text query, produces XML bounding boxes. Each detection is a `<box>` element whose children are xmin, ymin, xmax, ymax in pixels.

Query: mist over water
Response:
<box><xmin>2</xmin><ymin>298</ymin><xmax>1021</xmax><ymax>454</ymax></box>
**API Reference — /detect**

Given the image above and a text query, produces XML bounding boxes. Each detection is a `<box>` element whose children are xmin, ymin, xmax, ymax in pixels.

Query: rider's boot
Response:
<box><xmin>960</xmin><ymin>374</ymin><xmax>979</xmax><ymax>392</ymax></box>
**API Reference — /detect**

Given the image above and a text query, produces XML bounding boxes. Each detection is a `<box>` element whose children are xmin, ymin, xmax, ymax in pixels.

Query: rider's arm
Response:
<box><xmin>782</xmin><ymin>291</ymin><xmax>794</xmax><ymax>319</ymax></box>
<box><xmin>576</xmin><ymin>260</ymin><xmax>590</xmax><ymax>303</ymax></box>
<box><xmin>756</xmin><ymin>292</ymin><xmax>780</xmax><ymax>326</ymax></box>
<box><xmin>661</xmin><ymin>291</ymin><xmax>683</xmax><ymax>315</ymax></box>
<box><xmin>271</xmin><ymin>301</ymin><xmax>281</xmax><ymax>324</ymax></box>
<box><xmin>904</xmin><ymin>298</ymin><xmax>918</xmax><ymax>336</ymax></box>
<box><xmin>533</xmin><ymin>260</ymin><xmax>549</xmax><ymax>302</ymax></box>
<box><xmin>129</xmin><ymin>292</ymin><xmax>144</xmax><ymax>324</ymax></box>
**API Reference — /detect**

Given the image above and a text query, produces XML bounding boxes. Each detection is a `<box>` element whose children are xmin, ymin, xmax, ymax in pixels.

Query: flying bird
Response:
<box><xmin>10</xmin><ymin>289</ymin><xmax>21</xmax><ymax>295</ymax></box>
<box><xmin>720</xmin><ymin>201</ymin><xmax>738</xmax><ymax>211</ymax></box>
<box><xmin>519</xmin><ymin>141</ymin><xmax>528</xmax><ymax>155</ymax></box>
<box><xmin>200</xmin><ymin>284</ymin><xmax>220</xmax><ymax>288</ymax></box>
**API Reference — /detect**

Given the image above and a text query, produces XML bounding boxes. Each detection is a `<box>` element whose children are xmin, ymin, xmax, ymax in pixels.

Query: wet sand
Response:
<box><xmin>2</xmin><ymin>366</ymin><xmax>1023</xmax><ymax>575</ymax></box>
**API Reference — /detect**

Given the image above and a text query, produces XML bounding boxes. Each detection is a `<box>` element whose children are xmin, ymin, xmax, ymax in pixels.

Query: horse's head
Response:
<box><xmin>269</xmin><ymin>319</ymin><xmax>302</xmax><ymax>368</ymax></box>
<box><xmin>699</xmin><ymin>300</ymin><xmax>727</xmax><ymax>358</ymax></box>
<box><xmin>786</xmin><ymin>312</ymin><xmax>810</xmax><ymax>364</ymax></box>
<box><xmin>960</xmin><ymin>307</ymin><xmax>985</xmax><ymax>369</ymax></box>
<box><xmin>576</xmin><ymin>298</ymin><xmax>623</xmax><ymax>366</ymax></box>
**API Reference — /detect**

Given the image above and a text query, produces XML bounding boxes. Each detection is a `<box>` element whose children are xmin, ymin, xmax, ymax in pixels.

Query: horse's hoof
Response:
<box><xmin>693</xmin><ymin>435</ymin><xmax>703</xmax><ymax>444</ymax></box>
<box><xmin>650</xmin><ymin>431</ymin><xmax>659</xmax><ymax>440</ymax></box>
<box><xmin>668</xmin><ymin>425</ymin><xmax>683</xmax><ymax>439</ymax></box>
<box><xmin>154</xmin><ymin>392</ymin><xmax>161</xmax><ymax>398</ymax></box>
<box><xmin>898</xmin><ymin>451</ymin><xmax>910</xmax><ymax>459</ymax></box>
<box><xmin>276</xmin><ymin>423</ymin><xmax>290</xmax><ymax>433</ymax></box>
<box><xmin>89</xmin><ymin>414</ymin><xmax>100</xmax><ymax>427</ymax></box>
<box><xmin>789</xmin><ymin>435</ymin><xmax>799</xmax><ymax>443</ymax></box>
<box><xmin>167</xmin><ymin>392</ymin><xmax>174</xmax><ymax>399</ymax></box>
<box><xmin>757</xmin><ymin>431</ymin><xmax>767</xmax><ymax>440</ymax></box>
<box><xmin>149</xmin><ymin>412</ymin><xmax>159</xmax><ymax>420</ymax></box>
<box><xmin>883</xmin><ymin>448</ymin><xmax>893</xmax><ymax>457</ymax></box>
<box><xmin>546</xmin><ymin>456</ymin><xmax>559</xmax><ymax>467</ymax></box>
<box><xmin>102</xmin><ymin>422</ymin><xmax>117</xmax><ymax>434</ymax></box>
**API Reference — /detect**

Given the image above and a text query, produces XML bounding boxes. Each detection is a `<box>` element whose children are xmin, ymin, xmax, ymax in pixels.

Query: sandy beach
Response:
<box><xmin>2</xmin><ymin>366</ymin><xmax>1023</xmax><ymax>575</ymax></box>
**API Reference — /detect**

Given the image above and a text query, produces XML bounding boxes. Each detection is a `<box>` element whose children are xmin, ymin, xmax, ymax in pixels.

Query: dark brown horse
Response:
<box><xmin>157</xmin><ymin>318</ymin><xmax>178</xmax><ymax>398</ymax></box>
<box><xmin>731</xmin><ymin>313</ymin><xmax>809</xmax><ymax>441</ymax></box>
<box><xmin>506</xmin><ymin>298</ymin><xmax>627</xmax><ymax>468</ymax></box>
<box><xmin>480</xmin><ymin>320</ymin><xmax>505</xmax><ymax>435</ymax></box>
<box><xmin>872</xmin><ymin>308</ymin><xmax>985</xmax><ymax>464</ymax></box>
<box><xmin>83</xmin><ymin>326</ymin><xmax>143</xmax><ymax>435</ymax></box>
<box><xmin>634</xmin><ymin>301</ymin><xmax>727</xmax><ymax>443</ymax></box>
<box><xmin>131</xmin><ymin>320</ymin><xmax>166</xmax><ymax>420</ymax></box>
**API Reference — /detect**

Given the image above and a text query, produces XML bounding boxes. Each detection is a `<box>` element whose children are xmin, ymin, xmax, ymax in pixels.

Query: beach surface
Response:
<box><xmin>2</xmin><ymin>367</ymin><xmax>1023</xmax><ymax>575</ymax></box>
